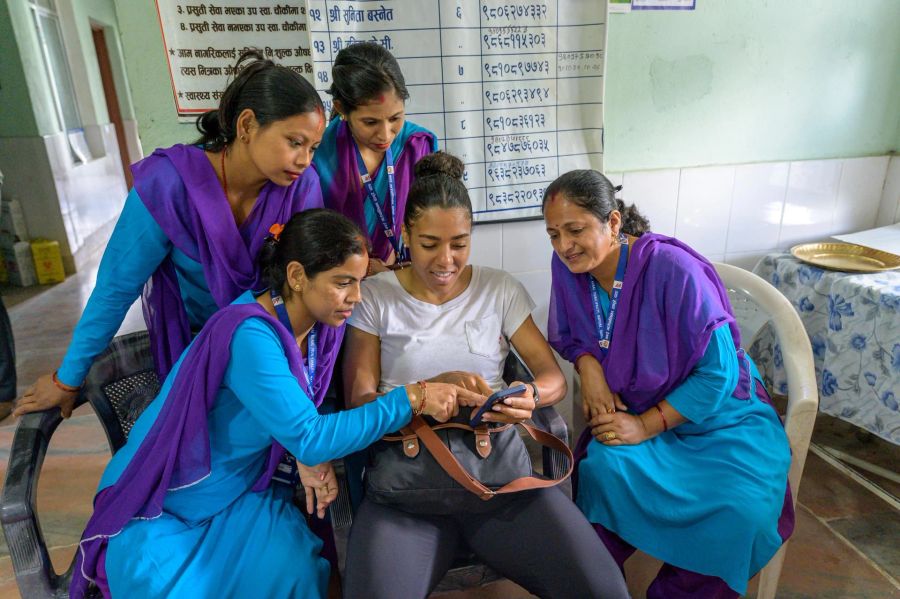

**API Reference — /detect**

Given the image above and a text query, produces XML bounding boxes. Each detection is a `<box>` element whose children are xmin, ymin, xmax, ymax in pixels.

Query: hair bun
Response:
<box><xmin>415</xmin><ymin>151</ymin><xmax>464</xmax><ymax>181</ymax></box>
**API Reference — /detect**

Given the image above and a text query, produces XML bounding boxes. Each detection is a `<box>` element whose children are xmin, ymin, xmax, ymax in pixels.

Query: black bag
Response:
<box><xmin>364</xmin><ymin>408</ymin><xmax>573</xmax><ymax>515</ymax></box>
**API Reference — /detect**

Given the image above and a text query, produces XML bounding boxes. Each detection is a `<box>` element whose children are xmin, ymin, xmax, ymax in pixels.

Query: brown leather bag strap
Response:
<box><xmin>407</xmin><ymin>415</ymin><xmax>574</xmax><ymax>501</ymax></box>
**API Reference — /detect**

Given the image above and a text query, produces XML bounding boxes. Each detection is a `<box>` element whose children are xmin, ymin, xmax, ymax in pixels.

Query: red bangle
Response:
<box><xmin>654</xmin><ymin>404</ymin><xmax>668</xmax><ymax>432</ymax></box>
<box><xmin>413</xmin><ymin>380</ymin><xmax>427</xmax><ymax>416</ymax></box>
<box><xmin>52</xmin><ymin>371</ymin><xmax>81</xmax><ymax>393</ymax></box>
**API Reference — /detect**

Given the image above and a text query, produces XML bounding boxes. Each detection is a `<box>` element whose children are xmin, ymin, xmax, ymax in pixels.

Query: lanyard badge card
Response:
<box><xmin>270</xmin><ymin>289</ymin><xmax>318</xmax><ymax>486</ymax></box>
<box><xmin>355</xmin><ymin>144</ymin><xmax>410</xmax><ymax>265</ymax></box>
<box><xmin>589</xmin><ymin>235</ymin><xmax>629</xmax><ymax>355</ymax></box>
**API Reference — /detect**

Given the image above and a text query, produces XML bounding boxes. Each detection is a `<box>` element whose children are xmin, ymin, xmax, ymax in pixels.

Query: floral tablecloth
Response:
<box><xmin>752</xmin><ymin>253</ymin><xmax>900</xmax><ymax>445</ymax></box>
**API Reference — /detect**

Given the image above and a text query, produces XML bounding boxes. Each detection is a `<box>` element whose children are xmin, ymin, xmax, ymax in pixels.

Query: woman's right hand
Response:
<box><xmin>576</xmin><ymin>355</ymin><xmax>626</xmax><ymax>420</ymax></box>
<box><xmin>14</xmin><ymin>374</ymin><xmax>78</xmax><ymax>418</ymax></box>
<box><xmin>405</xmin><ymin>382</ymin><xmax>486</xmax><ymax>422</ymax></box>
<box><xmin>366</xmin><ymin>258</ymin><xmax>391</xmax><ymax>277</ymax></box>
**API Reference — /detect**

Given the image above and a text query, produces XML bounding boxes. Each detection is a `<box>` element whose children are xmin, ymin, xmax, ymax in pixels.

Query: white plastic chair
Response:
<box><xmin>713</xmin><ymin>262</ymin><xmax>819</xmax><ymax>599</ymax></box>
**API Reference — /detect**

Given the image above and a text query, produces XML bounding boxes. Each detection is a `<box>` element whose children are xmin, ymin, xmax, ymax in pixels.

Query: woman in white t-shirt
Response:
<box><xmin>342</xmin><ymin>152</ymin><xmax>628</xmax><ymax>599</ymax></box>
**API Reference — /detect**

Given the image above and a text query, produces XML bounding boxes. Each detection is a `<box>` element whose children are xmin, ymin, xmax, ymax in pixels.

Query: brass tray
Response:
<box><xmin>791</xmin><ymin>242</ymin><xmax>900</xmax><ymax>273</ymax></box>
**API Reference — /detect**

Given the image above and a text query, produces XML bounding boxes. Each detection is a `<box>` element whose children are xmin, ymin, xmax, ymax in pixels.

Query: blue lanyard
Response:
<box><xmin>270</xmin><ymin>289</ymin><xmax>317</xmax><ymax>395</ymax></box>
<box><xmin>588</xmin><ymin>235</ymin><xmax>629</xmax><ymax>355</ymax></box>
<box><xmin>353</xmin><ymin>142</ymin><xmax>407</xmax><ymax>262</ymax></box>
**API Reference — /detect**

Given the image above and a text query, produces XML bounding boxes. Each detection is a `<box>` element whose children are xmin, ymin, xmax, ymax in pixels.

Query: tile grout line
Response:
<box><xmin>796</xmin><ymin>503</ymin><xmax>900</xmax><ymax>592</ymax></box>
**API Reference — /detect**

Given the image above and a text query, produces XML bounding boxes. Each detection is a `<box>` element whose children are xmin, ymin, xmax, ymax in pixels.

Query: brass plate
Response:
<box><xmin>791</xmin><ymin>242</ymin><xmax>900</xmax><ymax>273</ymax></box>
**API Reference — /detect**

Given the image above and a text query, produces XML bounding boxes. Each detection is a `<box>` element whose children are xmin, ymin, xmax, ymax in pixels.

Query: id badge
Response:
<box><xmin>271</xmin><ymin>450</ymin><xmax>300</xmax><ymax>486</ymax></box>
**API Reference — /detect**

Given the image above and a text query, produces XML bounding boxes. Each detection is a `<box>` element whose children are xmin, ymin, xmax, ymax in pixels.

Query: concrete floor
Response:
<box><xmin>0</xmin><ymin>257</ymin><xmax>898</xmax><ymax>598</ymax></box>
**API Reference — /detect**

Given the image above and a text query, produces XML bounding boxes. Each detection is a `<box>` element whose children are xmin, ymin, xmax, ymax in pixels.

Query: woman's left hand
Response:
<box><xmin>589</xmin><ymin>411</ymin><xmax>649</xmax><ymax>446</ymax></box>
<box><xmin>480</xmin><ymin>380</ymin><xmax>534</xmax><ymax>424</ymax></box>
<box><xmin>298</xmin><ymin>461</ymin><xmax>339</xmax><ymax>519</ymax></box>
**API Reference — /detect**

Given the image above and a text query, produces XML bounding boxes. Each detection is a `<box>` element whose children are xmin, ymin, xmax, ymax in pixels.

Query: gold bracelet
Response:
<box><xmin>413</xmin><ymin>380</ymin><xmax>427</xmax><ymax>416</ymax></box>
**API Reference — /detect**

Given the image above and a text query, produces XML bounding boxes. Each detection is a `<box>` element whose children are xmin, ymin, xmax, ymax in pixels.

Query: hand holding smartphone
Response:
<box><xmin>469</xmin><ymin>384</ymin><xmax>528</xmax><ymax>426</ymax></box>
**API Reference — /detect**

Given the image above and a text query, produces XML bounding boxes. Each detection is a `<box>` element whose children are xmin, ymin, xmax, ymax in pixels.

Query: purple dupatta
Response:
<box><xmin>70</xmin><ymin>297</ymin><xmax>344</xmax><ymax>598</ymax></box>
<box><xmin>548</xmin><ymin>233</ymin><xmax>750</xmax><ymax>414</ymax></box>
<box><xmin>321</xmin><ymin>120</ymin><xmax>434</xmax><ymax>261</ymax></box>
<box><xmin>132</xmin><ymin>144</ymin><xmax>323</xmax><ymax>379</ymax></box>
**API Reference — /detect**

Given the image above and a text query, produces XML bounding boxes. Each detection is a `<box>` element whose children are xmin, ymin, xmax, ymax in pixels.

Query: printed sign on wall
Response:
<box><xmin>155</xmin><ymin>2</ymin><xmax>315</xmax><ymax>117</ymax></box>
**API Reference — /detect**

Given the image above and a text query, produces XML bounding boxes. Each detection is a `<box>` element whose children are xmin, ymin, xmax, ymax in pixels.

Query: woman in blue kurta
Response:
<box><xmin>70</xmin><ymin>210</ymin><xmax>472</xmax><ymax>599</ymax></box>
<box><xmin>543</xmin><ymin>170</ymin><xmax>794</xmax><ymax>598</ymax></box>
<box><xmin>313</xmin><ymin>42</ymin><xmax>438</xmax><ymax>274</ymax></box>
<box><xmin>16</xmin><ymin>49</ymin><xmax>326</xmax><ymax>418</ymax></box>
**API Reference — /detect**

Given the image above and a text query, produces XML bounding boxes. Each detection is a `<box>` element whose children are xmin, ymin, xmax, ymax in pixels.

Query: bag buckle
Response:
<box><xmin>475</xmin><ymin>427</ymin><xmax>492</xmax><ymax>458</ymax></box>
<box><xmin>403</xmin><ymin>436</ymin><xmax>420</xmax><ymax>458</ymax></box>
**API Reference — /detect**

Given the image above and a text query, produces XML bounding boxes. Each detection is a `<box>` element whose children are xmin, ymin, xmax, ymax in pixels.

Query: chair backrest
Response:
<box><xmin>713</xmin><ymin>263</ymin><xmax>819</xmax><ymax>503</ymax></box>
<box><xmin>81</xmin><ymin>330</ymin><xmax>161</xmax><ymax>452</ymax></box>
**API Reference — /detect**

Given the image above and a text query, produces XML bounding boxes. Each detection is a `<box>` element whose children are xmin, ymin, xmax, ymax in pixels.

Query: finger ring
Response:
<box><xmin>605</xmin><ymin>432</ymin><xmax>616</xmax><ymax>440</ymax></box>
<box><xmin>323</xmin><ymin>484</ymin><xmax>330</xmax><ymax>493</ymax></box>
<box><xmin>606</xmin><ymin>408</ymin><xmax>615</xmax><ymax>414</ymax></box>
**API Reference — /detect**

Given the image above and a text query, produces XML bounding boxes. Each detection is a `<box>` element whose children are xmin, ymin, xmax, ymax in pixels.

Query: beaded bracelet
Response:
<box><xmin>654</xmin><ymin>404</ymin><xmax>669</xmax><ymax>432</ymax></box>
<box><xmin>413</xmin><ymin>380</ymin><xmax>427</xmax><ymax>416</ymax></box>
<box><xmin>52</xmin><ymin>371</ymin><xmax>81</xmax><ymax>394</ymax></box>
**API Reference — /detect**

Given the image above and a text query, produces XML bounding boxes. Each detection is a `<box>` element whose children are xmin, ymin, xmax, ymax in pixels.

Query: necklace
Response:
<box><xmin>220</xmin><ymin>148</ymin><xmax>228</xmax><ymax>199</ymax></box>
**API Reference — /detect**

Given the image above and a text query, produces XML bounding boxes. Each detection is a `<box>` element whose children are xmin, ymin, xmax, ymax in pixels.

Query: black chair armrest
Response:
<box><xmin>1</xmin><ymin>407</ymin><xmax>75</xmax><ymax>599</ymax></box>
<box><xmin>328</xmin><ymin>459</ymin><xmax>352</xmax><ymax>579</ymax></box>
<box><xmin>530</xmin><ymin>405</ymin><xmax>572</xmax><ymax>499</ymax></box>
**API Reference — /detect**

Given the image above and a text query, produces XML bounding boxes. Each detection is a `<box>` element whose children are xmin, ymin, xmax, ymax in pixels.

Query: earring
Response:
<box><xmin>240</xmin><ymin>134</ymin><xmax>247</xmax><ymax>142</ymax></box>
<box><xmin>294</xmin><ymin>285</ymin><xmax>301</xmax><ymax>291</ymax></box>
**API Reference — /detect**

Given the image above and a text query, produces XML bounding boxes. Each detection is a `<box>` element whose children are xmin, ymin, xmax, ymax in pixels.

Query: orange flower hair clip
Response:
<box><xmin>268</xmin><ymin>223</ymin><xmax>285</xmax><ymax>242</ymax></box>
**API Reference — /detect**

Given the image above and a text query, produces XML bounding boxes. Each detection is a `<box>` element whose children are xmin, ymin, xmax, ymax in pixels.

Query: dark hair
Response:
<box><xmin>404</xmin><ymin>152</ymin><xmax>472</xmax><ymax>228</ymax></box>
<box><xmin>195</xmin><ymin>49</ymin><xmax>323</xmax><ymax>152</ymax></box>
<box><xmin>257</xmin><ymin>209</ymin><xmax>367</xmax><ymax>291</ymax></box>
<box><xmin>327</xmin><ymin>42</ymin><xmax>409</xmax><ymax>119</ymax></box>
<box><xmin>542</xmin><ymin>170</ymin><xmax>650</xmax><ymax>236</ymax></box>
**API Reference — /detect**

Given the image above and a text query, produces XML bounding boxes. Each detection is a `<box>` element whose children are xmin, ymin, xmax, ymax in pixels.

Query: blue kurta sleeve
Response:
<box><xmin>57</xmin><ymin>190</ymin><xmax>172</xmax><ymax>386</ymax></box>
<box><xmin>664</xmin><ymin>324</ymin><xmax>740</xmax><ymax>424</ymax></box>
<box><xmin>224</xmin><ymin>319</ymin><xmax>412</xmax><ymax>465</ymax></box>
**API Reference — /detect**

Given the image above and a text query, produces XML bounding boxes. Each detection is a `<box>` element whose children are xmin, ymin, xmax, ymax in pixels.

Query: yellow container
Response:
<box><xmin>30</xmin><ymin>238</ymin><xmax>66</xmax><ymax>284</ymax></box>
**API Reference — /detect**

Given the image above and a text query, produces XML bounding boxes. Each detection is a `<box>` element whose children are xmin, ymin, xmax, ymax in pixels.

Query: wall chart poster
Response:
<box><xmin>155</xmin><ymin>1</ymin><xmax>315</xmax><ymax>116</ymax></box>
<box><xmin>309</xmin><ymin>0</ymin><xmax>607</xmax><ymax>223</ymax></box>
<box><xmin>158</xmin><ymin>1</ymin><xmax>608</xmax><ymax>223</ymax></box>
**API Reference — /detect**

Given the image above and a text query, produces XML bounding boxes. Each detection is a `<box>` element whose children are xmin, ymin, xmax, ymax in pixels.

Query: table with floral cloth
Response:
<box><xmin>751</xmin><ymin>253</ymin><xmax>900</xmax><ymax>445</ymax></box>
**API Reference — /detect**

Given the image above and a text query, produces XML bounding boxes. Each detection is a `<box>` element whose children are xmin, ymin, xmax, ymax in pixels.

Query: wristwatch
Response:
<box><xmin>529</xmin><ymin>382</ymin><xmax>540</xmax><ymax>405</ymax></box>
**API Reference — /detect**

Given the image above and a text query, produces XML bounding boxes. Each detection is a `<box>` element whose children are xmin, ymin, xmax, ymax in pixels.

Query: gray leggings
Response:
<box><xmin>342</xmin><ymin>487</ymin><xmax>629</xmax><ymax>599</ymax></box>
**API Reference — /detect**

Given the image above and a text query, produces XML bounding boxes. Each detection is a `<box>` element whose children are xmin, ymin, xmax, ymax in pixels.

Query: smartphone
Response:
<box><xmin>469</xmin><ymin>384</ymin><xmax>529</xmax><ymax>426</ymax></box>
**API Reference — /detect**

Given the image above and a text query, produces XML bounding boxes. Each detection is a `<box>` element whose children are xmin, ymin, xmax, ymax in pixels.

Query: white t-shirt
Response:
<box><xmin>349</xmin><ymin>266</ymin><xmax>536</xmax><ymax>393</ymax></box>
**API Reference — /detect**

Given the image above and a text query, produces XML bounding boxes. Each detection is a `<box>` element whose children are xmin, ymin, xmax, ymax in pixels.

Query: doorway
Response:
<box><xmin>91</xmin><ymin>25</ymin><xmax>132</xmax><ymax>187</ymax></box>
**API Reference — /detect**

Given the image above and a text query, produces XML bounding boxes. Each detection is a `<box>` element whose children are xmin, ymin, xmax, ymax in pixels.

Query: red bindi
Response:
<box><xmin>376</xmin><ymin>94</ymin><xmax>385</xmax><ymax>104</ymax></box>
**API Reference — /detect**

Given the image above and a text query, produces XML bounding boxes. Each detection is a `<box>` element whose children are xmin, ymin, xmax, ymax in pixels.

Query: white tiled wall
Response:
<box><xmin>833</xmin><ymin>157</ymin><xmax>890</xmax><ymax>235</ymax></box>
<box><xmin>875</xmin><ymin>156</ymin><xmax>900</xmax><ymax>227</ymax></box>
<box><xmin>469</xmin><ymin>154</ymin><xmax>895</xmax><ymax>337</ymax></box>
<box><xmin>674</xmin><ymin>165</ymin><xmax>735</xmax><ymax>257</ymax></box>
